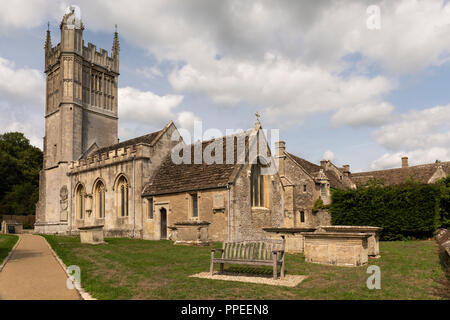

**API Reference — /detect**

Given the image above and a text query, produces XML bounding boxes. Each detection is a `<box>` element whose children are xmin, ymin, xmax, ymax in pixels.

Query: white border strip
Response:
<box><xmin>42</xmin><ymin>235</ymin><xmax>97</xmax><ymax>300</ymax></box>
<box><xmin>0</xmin><ymin>235</ymin><xmax>21</xmax><ymax>272</ymax></box>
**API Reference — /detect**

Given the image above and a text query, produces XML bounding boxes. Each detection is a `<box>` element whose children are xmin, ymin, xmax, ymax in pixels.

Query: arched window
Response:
<box><xmin>300</xmin><ymin>211</ymin><xmax>305</xmax><ymax>223</ymax></box>
<box><xmin>250</xmin><ymin>164</ymin><xmax>264</xmax><ymax>207</ymax></box>
<box><xmin>76</xmin><ymin>184</ymin><xmax>85</xmax><ymax>220</ymax></box>
<box><xmin>117</xmin><ymin>176</ymin><xmax>129</xmax><ymax>217</ymax></box>
<box><xmin>95</xmin><ymin>181</ymin><xmax>105</xmax><ymax>219</ymax></box>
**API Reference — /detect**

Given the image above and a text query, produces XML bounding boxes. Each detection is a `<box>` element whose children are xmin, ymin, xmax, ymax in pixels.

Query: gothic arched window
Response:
<box><xmin>250</xmin><ymin>164</ymin><xmax>264</xmax><ymax>207</ymax></box>
<box><xmin>76</xmin><ymin>184</ymin><xmax>85</xmax><ymax>220</ymax></box>
<box><xmin>117</xmin><ymin>176</ymin><xmax>129</xmax><ymax>217</ymax></box>
<box><xmin>95</xmin><ymin>181</ymin><xmax>105</xmax><ymax>219</ymax></box>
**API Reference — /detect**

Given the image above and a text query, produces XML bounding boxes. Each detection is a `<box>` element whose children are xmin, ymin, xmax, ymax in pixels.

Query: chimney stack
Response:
<box><xmin>343</xmin><ymin>165</ymin><xmax>350</xmax><ymax>176</ymax></box>
<box><xmin>402</xmin><ymin>157</ymin><xmax>409</xmax><ymax>168</ymax></box>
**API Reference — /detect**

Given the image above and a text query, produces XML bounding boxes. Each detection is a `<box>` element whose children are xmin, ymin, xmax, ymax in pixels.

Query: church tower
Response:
<box><xmin>36</xmin><ymin>6</ymin><xmax>120</xmax><ymax>232</ymax></box>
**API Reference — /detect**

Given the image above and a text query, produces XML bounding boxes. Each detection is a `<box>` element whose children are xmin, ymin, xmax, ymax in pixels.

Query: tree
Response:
<box><xmin>0</xmin><ymin>132</ymin><xmax>42</xmax><ymax>215</ymax></box>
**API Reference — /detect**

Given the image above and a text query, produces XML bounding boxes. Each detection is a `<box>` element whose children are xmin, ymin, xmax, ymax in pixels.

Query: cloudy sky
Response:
<box><xmin>1</xmin><ymin>0</ymin><xmax>450</xmax><ymax>172</ymax></box>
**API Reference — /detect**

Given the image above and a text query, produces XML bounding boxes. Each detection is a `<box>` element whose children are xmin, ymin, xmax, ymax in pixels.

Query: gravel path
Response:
<box><xmin>191</xmin><ymin>272</ymin><xmax>308</xmax><ymax>287</ymax></box>
<box><xmin>0</xmin><ymin>234</ymin><xmax>81</xmax><ymax>300</ymax></box>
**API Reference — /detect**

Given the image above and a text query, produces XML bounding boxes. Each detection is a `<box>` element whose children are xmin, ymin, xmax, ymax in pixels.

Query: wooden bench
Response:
<box><xmin>210</xmin><ymin>238</ymin><xmax>285</xmax><ymax>279</ymax></box>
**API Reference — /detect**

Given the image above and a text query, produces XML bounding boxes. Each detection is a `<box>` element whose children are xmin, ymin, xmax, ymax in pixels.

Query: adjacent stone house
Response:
<box><xmin>352</xmin><ymin>157</ymin><xmax>450</xmax><ymax>187</ymax></box>
<box><xmin>275</xmin><ymin>141</ymin><xmax>355</xmax><ymax>228</ymax></box>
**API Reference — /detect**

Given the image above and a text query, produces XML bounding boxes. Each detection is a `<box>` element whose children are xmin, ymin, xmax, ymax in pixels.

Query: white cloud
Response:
<box><xmin>370</xmin><ymin>104</ymin><xmax>450</xmax><ymax>169</ymax></box>
<box><xmin>322</xmin><ymin>150</ymin><xmax>335</xmax><ymax>161</ymax></box>
<box><xmin>169</xmin><ymin>55</ymin><xmax>395</xmax><ymax>125</ymax></box>
<box><xmin>373</xmin><ymin>105</ymin><xmax>450</xmax><ymax>151</ymax></box>
<box><xmin>0</xmin><ymin>56</ymin><xmax>44</xmax><ymax>149</ymax></box>
<box><xmin>371</xmin><ymin>148</ymin><xmax>450</xmax><ymax>170</ymax></box>
<box><xmin>331</xmin><ymin>102</ymin><xmax>395</xmax><ymax>128</ymax></box>
<box><xmin>118</xmin><ymin>86</ymin><xmax>200</xmax><ymax>133</ymax></box>
<box><xmin>0</xmin><ymin>0</ymin><xmax>65</xmax><ymax>32</ymax></box>
<box><xmin>0</xmin><ymin>57</ymin><xmax>44</xmax><ymax>105</ymax></box>
<box><xmin>136</xmin><ymin>66</ymin><xmax>163</xmax><ymax>79</ymax></box>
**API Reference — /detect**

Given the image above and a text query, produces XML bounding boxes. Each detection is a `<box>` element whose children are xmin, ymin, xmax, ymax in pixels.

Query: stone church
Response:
<box><xmin>35</xmin><ymin>8</ymin><xmax>353</xmax><ymax>241</ymax></box>
<box><xmin>43</xmin><ymin>8</ymin><xmax>440</xmax><ymax>241</ymax></box>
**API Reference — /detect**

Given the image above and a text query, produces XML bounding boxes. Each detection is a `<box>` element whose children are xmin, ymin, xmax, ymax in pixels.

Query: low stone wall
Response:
<box><xmin>263</xmin><ymin>228</ymin><xmax>316</xmax><ymax>253</ymax></box>
<box><xmin>78</xmin><ymin>225</ymin><xmax>105</xmax><ymax>244</ymax></box>
<box><xmin>169</xmin><ymin>221</ymin><xmax>210</xmax><ymax>246</ymax></box>
<box><xmin>436</xmin><ymin>229</ymin><xmax>450</xmax><ymax>271</ymax></box>
<box><xmin>34</xmin><ymin>222</ymin><xmax>68</xmax><ymax>235</ymax></box>
<box><xmin>317</xmin><ymin>226</ymin><xmax>382</xmax><ymax>257</ymax></box>
<box><xmin>303</xmin><ymin>232</ymin><xmax>370</xmax><ymax>267</ymax></box>
<box><xmin>1</xmin><ymin>221</ymin><xmax>23</xmax><ymax>234</ymax></box>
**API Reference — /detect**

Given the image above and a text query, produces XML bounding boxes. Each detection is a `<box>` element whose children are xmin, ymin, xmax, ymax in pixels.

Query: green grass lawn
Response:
<box><xmin>0</xmin><ymin>234</ymin><xmax>19</xmax><ymax>265</ymax></box>
<box><xmin>43</xmin><ymin>235</ymin><xmax>447</xmax><ymax>300</ymax></box>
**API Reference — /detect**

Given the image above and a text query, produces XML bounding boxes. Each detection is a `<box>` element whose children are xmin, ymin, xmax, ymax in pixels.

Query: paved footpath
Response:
<box><xmin>0</xmin><ymin>234</ymin><xmax>81</xmax><ymax>300</ymax></box>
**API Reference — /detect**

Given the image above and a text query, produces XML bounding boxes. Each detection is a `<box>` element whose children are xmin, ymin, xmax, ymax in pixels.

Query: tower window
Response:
<box><xmin>300</xmin><ymin>211</ymin><xmax>305</xmax><ymax>223</ymax></box>
<box><xmin>303</xmin><ymin>184</ymin><xmax>307</xmax><ymax>192</ymax></box>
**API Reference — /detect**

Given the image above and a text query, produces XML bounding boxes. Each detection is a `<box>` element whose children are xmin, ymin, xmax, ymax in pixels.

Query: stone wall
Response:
<box><xmin>303</xmin><ymin>232</ymin><xmax>370</xmax><ymax>267</ymax></box>
<box><xmin>231</xmin><ymin>163</ymin><xmax>284</xmax><ymax>241</ymax></box>
<box><xmin>436</xmin><ymin>229</ymin><xmax>450</xmax><ymax>272</ymax></box>
<box><xmin>145</xmin><ymin>188</ymin><xmax>229</xmax><ymax>241</ymax></box>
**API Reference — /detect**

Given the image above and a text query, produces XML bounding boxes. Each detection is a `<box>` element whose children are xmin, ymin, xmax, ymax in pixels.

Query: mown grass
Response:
<box><xmin>42</xmin><ymin>235</ymin><xmax>446</xmax><ymax>300</ymax></box>
<box><xmin>0</xmin><ymin>234</ymin><xmax>18</xmax><ymax>265</ymax></box>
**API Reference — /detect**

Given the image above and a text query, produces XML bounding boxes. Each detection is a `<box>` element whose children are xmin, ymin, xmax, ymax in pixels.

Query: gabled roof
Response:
<box><xmin>142</xmin><ymin>132</ymin><xmax>253</xmax><ymax>196</ymax></box>
<box><xmin>89</xmin><ymin>122</ymin><xmax>173</xmax><ymax>157</ymax></box>
<box><xmin>286</xmin><ymin>152</ymin><xmax>321</xmax><ymax>175</ymax></box>
<box><xmin>351</xmin><ymin>161</ymin><xmax>450</xmax><ymax>186</ymax></box>
<box><xmin>286</xmin><ymin>152</ymin><xmax>346</xmax><ymax>189</ymax></box>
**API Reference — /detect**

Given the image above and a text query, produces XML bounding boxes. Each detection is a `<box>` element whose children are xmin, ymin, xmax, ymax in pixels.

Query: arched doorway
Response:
<box><xmin>160</xmin><ymin>208</ymin><xmax>167</xmax><ymax>239</ymax></box>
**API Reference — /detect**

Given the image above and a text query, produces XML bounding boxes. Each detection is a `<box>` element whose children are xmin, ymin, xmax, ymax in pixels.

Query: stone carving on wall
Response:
<box><xmin>60</xmin><ymin>185</ymin><xmax>68</xmax><ymax>221</ymax></box>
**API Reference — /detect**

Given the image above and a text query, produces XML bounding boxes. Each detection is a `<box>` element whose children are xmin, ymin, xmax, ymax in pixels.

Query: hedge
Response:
<box><xmin>330</xmin><ymin>182</ymin><xmax>442</xmax><ymax>240</ymax></box>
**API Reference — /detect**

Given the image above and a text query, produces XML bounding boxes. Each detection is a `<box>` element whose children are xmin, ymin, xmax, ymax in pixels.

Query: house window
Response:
<box><xmin>76</xmin><ymin>185</ymin><xmax>85</xmax><ymax>219</ymax></box>
<box><xmin>300</xmin><ymin>211</ymin><xmax>305</xmax><ymax>223</ymax></box>
<box><xmin>117</xmin><ymin>176</ymin><xmax>129</xmax><ymax>217</ymax></box>
<box><xmin>250</xmin><ymin>164</ymin><xmax>264</xmax><ymax>207</ymax></box>
<box><xmin>321</xmin><ymin>184</ymin><xmax>326</xmax><ymax>197</ymax></box>
<box><xmin>95</xmin><ymin>181</ymin><xmax>105</xmax><ymax>219</ymax></box>
<box><xmin>148</xmin><ymin>198</ymin><xmax>154</xmax><ymax>220</ymax></box>
<box><xmin>192</xmin><ymin>193</ymin><xmax>198</xmax><ymax>218</ymax></box>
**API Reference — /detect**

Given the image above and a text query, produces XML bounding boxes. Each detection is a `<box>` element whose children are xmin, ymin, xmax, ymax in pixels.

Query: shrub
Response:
<box><xmin>330</xmin><ymin>181</ymin><xmax>442</xmax><ymax>240</ymax></box>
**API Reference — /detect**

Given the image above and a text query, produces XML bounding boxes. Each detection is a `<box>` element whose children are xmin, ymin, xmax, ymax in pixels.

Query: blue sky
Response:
<box><xmin>1</xmin><ymin>0</ymin><xmax>450</xmax><ymax>172</ymax></box>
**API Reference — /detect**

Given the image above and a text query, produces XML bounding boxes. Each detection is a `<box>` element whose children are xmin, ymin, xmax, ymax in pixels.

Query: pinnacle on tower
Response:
<box><xmin>112</xmin><ymin>25</ymin><xmax>120</xmax><ymax>56</ymax></box>
<box><xmin>45</xmin><ymin>22</ymin><xmax>52</xmax><ymax>51</ymax></box>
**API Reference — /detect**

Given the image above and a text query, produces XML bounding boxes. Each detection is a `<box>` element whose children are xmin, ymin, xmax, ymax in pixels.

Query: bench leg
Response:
<box><xmin>210</xmin><ymin>252</ymin><xmax>215</xmax><ymax>276</ymax></box>
<box><xmin>272</xmin><ymin>253</ymin><xmax>278</xmax><ymax>280</ymax></box>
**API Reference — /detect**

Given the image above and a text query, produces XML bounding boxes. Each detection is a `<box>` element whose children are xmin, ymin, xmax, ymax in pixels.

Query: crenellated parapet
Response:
<box><xmin>82</xmin><ymin>43</ymin><xmax>118</xmax><ymax>73</ymax></box>
<box><xmin>68</xmin><ymin>143</ymin><xmax>153</xmax><ymax>175</ymax></box>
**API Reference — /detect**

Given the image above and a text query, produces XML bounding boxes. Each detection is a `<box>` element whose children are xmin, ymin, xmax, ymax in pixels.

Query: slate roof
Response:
<box><xmin>90</xmin><ymin>130</ymin><xmax>163</xmax><ymax>157</ymax></box>
<box><xmin>142</xmin><ymin>133</ymin><xmax>252</xmax><ymax>196</ymax></box>
<box><xmin>351</xmin><ymin>161</ymin><xmax>450</xmax><ymax>187</ymax></box>
<box><xmin>286</xmin><ymin>153</ymin><xmax>346</xmax><ymax>189</ymax></box>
